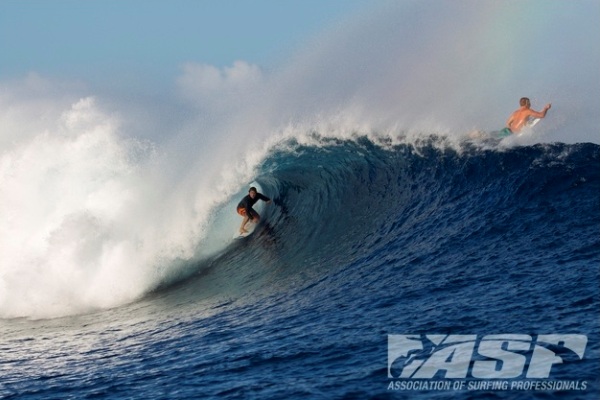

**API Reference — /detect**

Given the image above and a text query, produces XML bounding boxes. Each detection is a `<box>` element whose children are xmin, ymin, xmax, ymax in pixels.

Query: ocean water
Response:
<box><xmin>1</xmin><ymin>135</ymin><xmax>598</xmax><ymax>399</ymax></box>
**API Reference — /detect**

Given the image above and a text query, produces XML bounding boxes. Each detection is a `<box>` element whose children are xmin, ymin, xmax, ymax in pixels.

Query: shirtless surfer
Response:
<box><xmin>237</xmin><ymin>187</ymin><xmax>271</xmax><ymax>235</ymax></box>
<box><xmin>501</xmin><ymin>97</ymin><xmax>551</xmax><ymax>136</ymax></box>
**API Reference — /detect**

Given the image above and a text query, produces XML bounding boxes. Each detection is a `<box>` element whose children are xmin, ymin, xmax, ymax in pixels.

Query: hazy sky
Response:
<box><xmin>0</xmin><ymin>0</ymin><xmax>367</xmax><ymax>87</ymax></box>
<box><xmin>2</xmin><ymin>0</ymin><xmax>598</xmax><ymax>142</ymax></box>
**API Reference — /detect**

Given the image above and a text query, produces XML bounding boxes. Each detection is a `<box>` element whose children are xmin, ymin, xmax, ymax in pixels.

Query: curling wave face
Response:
<box><xmin>200</xmin><ymin>137</ymin><xmax>599</xmax><ymax>308</ymax></box>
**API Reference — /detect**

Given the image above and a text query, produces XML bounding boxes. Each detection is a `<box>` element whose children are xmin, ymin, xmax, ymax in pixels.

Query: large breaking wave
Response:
<box><xmin>1</xmin><ymin>0</ymin><xmax>599</xmax><ymax>319</ymax></box>
<box><xmin>224</xmin><ymin>138</ymin><xmax>600</xmax><ymax>291</ymax></box>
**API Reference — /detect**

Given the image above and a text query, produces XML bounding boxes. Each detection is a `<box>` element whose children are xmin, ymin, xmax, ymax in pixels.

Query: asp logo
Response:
<box><xmin>388</xmin><ymin>334</ymin><xmax>587</xmax><ymax>379</ymax></box>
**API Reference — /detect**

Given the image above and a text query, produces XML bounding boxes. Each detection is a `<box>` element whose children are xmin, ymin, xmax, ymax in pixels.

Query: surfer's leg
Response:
<box><xmin>240</xmin><ymin>216</ymin><xmax>250</xmax><ymax>233</ymax></box>
<box><xmin>237</xmin><ymin>207</ymin><xmax>250</xmax><ymax>233</ymax></box>
<box><xmin>249</xmin><ymin>209</ymin><xmax>260</xmax><ymax>223</ymax></box>
<box><xmin>499</xmin><ymin>127</ymin><xmax>512</xmax><ymax>137</ymax></box>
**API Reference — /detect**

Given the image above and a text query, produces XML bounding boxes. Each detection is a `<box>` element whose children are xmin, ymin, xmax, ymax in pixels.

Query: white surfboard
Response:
<box><xmin>527</xmin><ymin>117</ymin><xmax>541</xmax><ymax>128</ymax></box>
<box><xmin>233</xmin><ymin>222</ymin><xmax>257</xmax><ymax>239</ymax></box>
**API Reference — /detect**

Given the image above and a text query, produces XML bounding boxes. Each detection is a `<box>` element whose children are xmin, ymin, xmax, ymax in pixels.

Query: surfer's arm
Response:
<box><xmin>530</xmin><ymin>103</ymin><xmax>551</xmax><ymax>119</ymax></box>
<box><xmin>258</xmin><ymin>193</ymin><xmax>271</xmax><ymax>203</ymax></box>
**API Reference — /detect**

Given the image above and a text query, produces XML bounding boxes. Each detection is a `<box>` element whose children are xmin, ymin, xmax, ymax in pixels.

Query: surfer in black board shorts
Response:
<box><xmin>237</xmin><ymin>187</ymin><xmax>271</xmax><ymax>234</ymax></box>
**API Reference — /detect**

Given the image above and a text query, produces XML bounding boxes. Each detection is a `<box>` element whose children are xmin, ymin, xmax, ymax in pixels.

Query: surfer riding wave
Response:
<box><xmin>237</xmin><ymin>187</ymin><xmax>271</xmax><ymax>235</ymax></box>
<box><xmin>500</xmin><ymin>97</ymin><xmax>551</xmax><ymax>136</ymax></box>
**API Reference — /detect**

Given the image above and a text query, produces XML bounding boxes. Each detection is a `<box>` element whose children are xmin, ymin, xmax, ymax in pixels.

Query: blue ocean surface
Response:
<box><xmin>1</xmin><ymin>136</ymin><xmax>598</xmax><ymax>399</ymax></box>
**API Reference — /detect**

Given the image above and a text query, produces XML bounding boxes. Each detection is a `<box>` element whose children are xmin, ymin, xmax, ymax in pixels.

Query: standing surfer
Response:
<box><xmin>237</xmin><ymin>187</ymin><xmax>271</xmax><ymax>235</ymax></box>
<box><xmin>501</xmin><ymin>97</ymin><xmax>551</xmax><ymax>136</ymax></box>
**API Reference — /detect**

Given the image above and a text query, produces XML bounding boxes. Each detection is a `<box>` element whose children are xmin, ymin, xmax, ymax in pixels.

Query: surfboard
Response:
<box><xmin>233</xmin><ymin>222</ymin><xmax>257</xmax><ymax>239</ymax></box>
<box><xmin>486</xmin><ymin>117</ymin><xmax>541</xmax><ymax>140</ymax></box>
<box><xmin>527</xmin><ymin>117</ymin><xmax>541</xmax><ymax>128</ymax></box>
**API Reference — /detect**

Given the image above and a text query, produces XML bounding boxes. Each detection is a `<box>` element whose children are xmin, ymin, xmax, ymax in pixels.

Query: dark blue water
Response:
<box><xmin>1</xmin><ymin>137</ymin><xmax>599</xmax><ymax>399</ymax></box>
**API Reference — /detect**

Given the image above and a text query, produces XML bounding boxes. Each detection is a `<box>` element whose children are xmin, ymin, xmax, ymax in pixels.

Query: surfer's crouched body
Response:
<box><xmin>237</xmin><ymin>187</ymin><xmax>271</xmax><ymax>234</ymax></box>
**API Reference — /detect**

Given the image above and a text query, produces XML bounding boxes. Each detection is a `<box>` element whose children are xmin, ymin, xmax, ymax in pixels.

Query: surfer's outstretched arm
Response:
<box><xmin>530</xmin><ymin>103</ymin><xmax>551</xmax><ymax>119</ymax></box>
